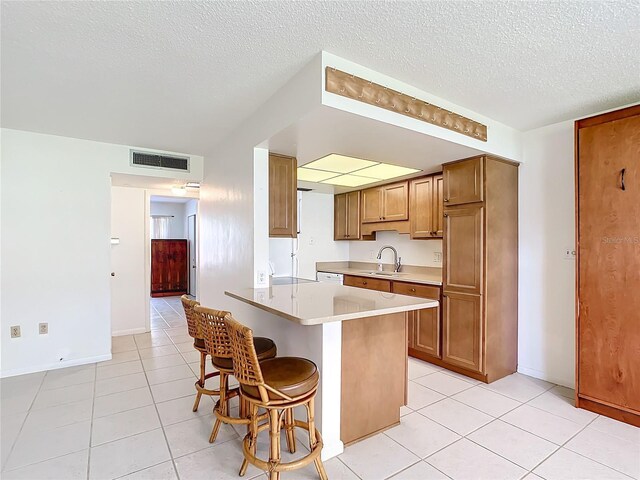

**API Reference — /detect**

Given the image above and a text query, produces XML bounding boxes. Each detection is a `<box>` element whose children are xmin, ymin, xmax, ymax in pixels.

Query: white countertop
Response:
<box><xmin>315</xmin><ymin>262</ymin><xmax>443</xmax><ymax>286</ymax></box>
<box><xmin>225</xmin><ymin>282</ymin><xmax>439</xmax><ymax>326</ymax></box>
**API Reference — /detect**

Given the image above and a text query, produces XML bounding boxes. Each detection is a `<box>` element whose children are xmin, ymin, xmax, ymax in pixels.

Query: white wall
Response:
<box><xmin>150</xmin><ymin>201</ymin><xmax>187</xmax><ymax>238</ymax></box>
<box><xmin>349</xmin><ymin>231</ymin><xmax>442</xmax><ymax>268</ymax></box>
<box><xmin>0</xmin><ymin>128</ymin><xmax>203</xmax><ymax>377</ymax></box>
<box><xmin>518</xmin><ymin>120</ymin><xmax>576</xmax><ymax>387</ymax></box>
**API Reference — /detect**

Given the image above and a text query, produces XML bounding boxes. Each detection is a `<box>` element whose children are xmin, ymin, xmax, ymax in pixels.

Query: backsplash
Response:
<box><xmin>349</xmin><ymin>230</ymin><xmax>443</xmax><ymax>267</ymax></box>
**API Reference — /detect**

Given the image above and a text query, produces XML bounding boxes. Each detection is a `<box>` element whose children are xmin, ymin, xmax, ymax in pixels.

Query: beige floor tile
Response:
<box><xmin>1</xmin><ymin>411</ymin><xmax>27</xmax><ymax>469</ymax></box>
<box><xmin>173</xmin><ymin>440</ymin><xmax>264</xmax><ymax>480</ymax></box>
<box><xmin>97</xmin><ymin>350</ymin><xmax>140</xmax><ymax>367</ymax></box>
<box><xmin>0</xmin><ymin>390</ymin><xmax>38</xmax><ymax>416</ymax></box>
<box><xmin>21</xmin><ymin>399</ymin><xmax>93</xmax><ymax>434</ymax></box>
<box><xmin>95</xmin><ymin>360</ymin><xmax>143</xmax><ymax>380</ymax></box>
<box><xmin>527</xmin><ymin>391</ymin><xmax>598</xmax><ymax>426</ymax></box>
<box><xmin>95</xmin><ymin>372</ymin><xmax>148</xmax><ymax>397</ymax></box>
<box><xmin>31</xmin><ymin>382</ymin><xmax>94</xmax><ymax>410</ymax></box>
<box><xmin>483</xmin><ymin>373</ymin><xmax>553</xmax><ymax>402</ymax></box>
<box><xmin>452</xmin><ymin>385</ymin><xmax>521</xmax><ymax>417</ymax></box>
<box><xmin>93</xmin><ymin>386</ymin><xmax>154</xmax><ymax>418</ymax></box>
<box><xmin>408</xmin><ymin>358</ymin><xmax>442</xmax><ymax>380</ymax></box>
<box><xmin>339</xmin><ymin>432</ymin><xmax>419</xmax><ymax>480</ymax></box>
<box><xmin>146</xmin><ymin>364</ymin><xmax>195</xmax><ymax>386</ymax></box>
<box><xmin>134</xmin><ymin>334</ymin><xmax>174</xmax><ymax>349</ymax></box>
<box><xmin>549</xmin><ymin>385</ymin><xmax>575</xmax><ymax>399</ymax></box>
<box><xmin>164</xmin><ymin>326</ymin><xmax>189</xmax><ymax>338</ymax></box>
<box><xmin>164</xmin><ymin>414</ymin><xmax>237</xmax><ymax>458</ymax></box>
<box><xmin>390</xmin><ymin>461</ymin><xmax>449</xmax><ymax>479</ymax></box>
<box><xmin>156</xmin><ymin>395</ymin><xmax>214</xmax><ymax>426</ymax></box>
<box><xmin>1</xmin><ymin>450</ymin><xmax>89</xmax><ymax>480</ymax></box>
<box><xmin>89</xmin><ymin>429</ymin><xmax>170</xmax><ymax>480</ymax></box>
<box><xmin>588</xmin><ymin>415</ymin><xmax>640</xmax><ymax>444</ymax></box>
<box><xmin>169</xmin><ymin>334</ymin><xmax>193</xmax><ymax>345</ymax></box>
<box><xmin>119</xmin><ymin>461</ymin><xmax>177</xmax><ymax>480</ymax></box>
<box><xmin>468</xmin><ymin>420</ymin><xmax>558</xmax><ymax>470</ymax></box>
<box><xmin>151</xmin><ymin>377</ymin><xmax>199</xmax><ymax>403</ymax></box>
<box><xmin>5</xmin><ymin>420</ymin><xmax>91</xmax><ymax>471</ymax></box>
<box><xmin>181</xmin><ymin>350</ymin><xmax>202</xmax><ymax>364</ymax></box>
<box><xmin>386</xmin><ymin>412</ymin><xmax>461</xmax><ymax>459</ymax></box>
<box><xmin>440</xmin><ymin>369</ymin><xmax>482</xmax><ymax>385</ymax></box>
<box><xmin>533</xmin><ymin>448</ymin><xmax>630</xmax><ymax>480</ymax></box>
<box><xmin>427</xmin><ymin>438</ymin><xmax>526</xmax><ymax>480</ymax></box>
<box><xmin>142</xmin><ymin>353</ymin><xmax>187</xmax><ymax>371</ymax></box>
<box><xmin>174</xmin><ymin>342</ymin><xmax>195</xmax><ymax>354</ymax></box>
<box><xmin>418</xmin><ymin>398</ymin><xmax>493</xmax><ymax>436</ymax></box>
<box><xmin>139</xmin><ymin>345</ymin><xmax>179</xmax><ymax>359</ymax></box>
<box><xmin>500</xmin><ymin>404</ymin><xmax>584</xmax><ymax>445</ymax></box>
<box><xmin>91</xmin><ymin>405</ymin><xmax>160</xmax><ymax>446</ymax></box>
<box><xmin>415</xmin><ymin>372</ymin><xmax>476</xmax><ymax>396</ymax></box>
<box><xmin>41</xmin><ymin>366</ymin><xmax>95</xmax><ymax>390</ymax></box>
<box><xmin>565</xmin><ymin>426</ymin><xmax>640</xmax><ymax>478</ymax></box>
<box><xmin>111</xmin><ymin>335</ymin><xmax>137</xmax><ymax>353</ymax></box>
<box><xmin>400</xmin><ymin>405</ymin><xmax>413</xmax><ymax>417</ymax></box>
<box><xmin>407</xmin><ymin>381</ymin><xmax>446</xmax><ymax>410</ymax></box>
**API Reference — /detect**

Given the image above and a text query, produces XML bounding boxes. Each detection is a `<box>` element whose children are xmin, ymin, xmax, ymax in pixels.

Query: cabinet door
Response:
<box><xmin>269</xmin><ymin>154</ymin><xmax>297</xmax><ymax>238</ymax></box>
<box><xmin>432</xmin><ymin>174</ymin><xmax>444</xmax><ymax>237</ymax></box>
<box><xmin>343</xmin><ymin>275</ymin><xmax>392</xmax><ymax>292</ymax></box>
<box><xmin>414</xmin><ymin>307</ymin><xmax>440</xmax><ymax>358</ymax></box>
<box><xmin>346</xmin><ymin>191</ymin><xmax>361</xmax><ymax>239</ymax></box>
<box><xmin>361</xmin><ymin>187</ymin><xmax>383</xmax><ymax>223</ymax></box>
<box><xmin>151</xmin><ymin>240</ymin><xmax>166</xmax><ymax>293</ymax></box>
<box><xmin>442</xmin><ymin>292</ymin><xmax>482</xmax><ymax>372</ymax></box>
<box><xmin>443</xmin><ymin>157</ymin><xmax>483</xmax><ymax>206</ymax></box>
<box><xmin>334</xmin><ymin>193</ymin><xmax>348</xmax><ymax>240</ymax></box>
<box><xmin>171</xmin><ymin>241</ymin><xmax>188</xmax><ymax>291</ymax></box>
<box><xmin>410</xmin><ymin>177</ymin><xmax>434</xmax><ymax>238</ymax></box>
<box><xmin>382</xmin><ymin>182</ymin><xmax>409</xmax><ymax>221</ymax></box>
<box><xmin>443</xmin><ymin>206</ymin><xmax>483</xmax><ymax>294</ymax></box>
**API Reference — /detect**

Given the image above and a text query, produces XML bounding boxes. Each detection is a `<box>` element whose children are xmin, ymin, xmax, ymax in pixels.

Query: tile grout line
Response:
<box><xmin>86</xmin><ymin>363</ymin><xmax>98</xmax><ymax>480</ymax></box>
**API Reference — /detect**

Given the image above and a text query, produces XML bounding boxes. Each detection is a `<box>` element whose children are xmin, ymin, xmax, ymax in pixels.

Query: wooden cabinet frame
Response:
<box><xmin>269</xmin><ymin>153</ymin><xmax>297</xmax><ymax>238</ymax></box>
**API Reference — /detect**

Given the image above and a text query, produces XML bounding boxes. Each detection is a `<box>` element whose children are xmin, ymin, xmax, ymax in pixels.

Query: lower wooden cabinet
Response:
<box><xmin>343</xmin><ymin>275</ymin><xmax>391</xmax><ymax>292</ymax></box>
<box><xmin>411</xmin><ymin>307</ymin><xmax>440</xmax><ymax>358</ymax></box>
<box><xmin>442</xmin><ymin>292</ymin><xmax>482</xmax><ymax>373</ymax></box>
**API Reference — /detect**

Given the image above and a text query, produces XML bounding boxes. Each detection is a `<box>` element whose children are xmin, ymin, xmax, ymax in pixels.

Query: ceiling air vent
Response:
<box><xmin>130</xmin><ymin>150</ymin><xmax>190</xmax><ymax>172</ymax></box>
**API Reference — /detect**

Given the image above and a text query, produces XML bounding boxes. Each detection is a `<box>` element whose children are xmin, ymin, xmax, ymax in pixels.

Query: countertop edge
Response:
<box><xmin>316</xmin><ymin>268</ymin><xmax>443</xmax><ymax>286</ymax></box>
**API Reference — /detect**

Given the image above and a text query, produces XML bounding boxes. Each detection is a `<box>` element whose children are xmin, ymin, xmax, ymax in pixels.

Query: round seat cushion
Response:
<box><xmin>241</xmin><ymin>357</ymin><xmax>319</xmax><ymax>401</ymax></box>
<box><xmin>193</xmin><ymin>337</ymin><xmax>206</xmax><ymax>351</ymax></box>
<box><xmin>212</xmin><ymin>336</ymin><xmax>277</xmax><ymax>371</ymax></box>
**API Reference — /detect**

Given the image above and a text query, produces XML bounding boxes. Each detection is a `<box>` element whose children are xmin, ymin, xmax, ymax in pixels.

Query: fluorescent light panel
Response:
<box><xmin>353</xmin><ymin>163</ymin><xmax>420</xmax><ymax>179</ymax></box>
<box><xmin>321</xmin><ymin>175</ymin><xmax>378</xmax><ymax>187</ymax></box>
<box><xmin>304</xmin><ymin>154</ymin><xmax>377</xmax><ymax>173</ymax></box>
<box><xmin>297</xmin><ymin>168</ymin><xmax>338</xmax><ymax>182</ymax></box>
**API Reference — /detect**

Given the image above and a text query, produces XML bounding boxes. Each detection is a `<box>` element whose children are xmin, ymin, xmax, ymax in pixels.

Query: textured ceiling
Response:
<box><xmin>2</xmin><ymin>1</ymin><xmax>639</xmax><ymax>155</ymax></box>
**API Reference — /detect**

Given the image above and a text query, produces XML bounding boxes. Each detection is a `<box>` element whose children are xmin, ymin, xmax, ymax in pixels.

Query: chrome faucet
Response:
<box><xmin>377</xmin><ymin>245</ymin><xmax>402</xmax><ymax>273</ymax></box>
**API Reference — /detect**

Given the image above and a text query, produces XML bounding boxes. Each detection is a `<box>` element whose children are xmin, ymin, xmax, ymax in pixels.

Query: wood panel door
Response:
<box><xmin>442</xmin><ymin>292</ymin><xmax>482</xmax><ymax>373</ymax></box>
<box><xmin>410</xmin><ymin>176</ymin><xmax>434</xmax><ymax>238</ymax></box>
<box><xmin>361</xmin><ymin>187</ymin><xmax>383</xmax><ymax>223</ymax></box>
<box><xmin>346</xmin><ymin>191</ymin><xmax>361</xmax><ymax>239</ymax></box>
<box><xmin>168</xmin><ymin>241</ymin><xmax>188</xmax><ymax>292</ymax></box>
<box><xmin>433</xmin><ymin>174</ymin><xmax>444</xmax><ymax>237</ymax></box>
<box><xmin>151</xmin><ymin>239</ymin><xmax>169</xmax><ymax>293</ymax></box>
<box><xmin>382</xmin><ymin>181</ymin><xmax>409</xmax><ymax>221</ymax></box>
<box><xmin>151</xmin><ymin>240</ymin><xmax>188</xmax><ymax>296</ymax></box>
<box><xmin>577</xmin><ymin>109</ymin><xmax>640</xmax><ymax>416</ymax></box>
<box><xmin>413</xmin><ymin>307</ymin><xmax>440</xmax><ymax>358</ymax></box>
<box><xmin>334</xmin><ymin>193</ymin><xmax>348</xmax><ymax>240</ymax></box>
<box><xmin>269</xmin><ymin>153</ymin><xmax>297</xmax><ymax>238</ymax></box>
<box><xmin>443</xmin><ymin>156</ymin><xmax>483</xmax><ymax>206</ymax></box>
<box><xmin>443</xmin><ymin>206</ymin><xmax>483</xmax><ymax>294</ymax></box>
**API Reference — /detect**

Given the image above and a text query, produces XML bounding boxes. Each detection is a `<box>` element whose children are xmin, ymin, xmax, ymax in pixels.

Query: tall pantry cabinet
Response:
<box><xmin>575</xmin><ymin>105</ymin><xmax>640</xmax><ymax>426</ymax></box>
<box><xmin>442</xmin><ymin>155</ymin><xmax>518</xmax><ymax>382</ymax></box>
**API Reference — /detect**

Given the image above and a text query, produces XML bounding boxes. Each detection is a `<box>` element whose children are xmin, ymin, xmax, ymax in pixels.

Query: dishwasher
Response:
<box><xmin>316</xmin><ymin>272</ymin><xmax>344</xmax><ymax>284</ymax></box>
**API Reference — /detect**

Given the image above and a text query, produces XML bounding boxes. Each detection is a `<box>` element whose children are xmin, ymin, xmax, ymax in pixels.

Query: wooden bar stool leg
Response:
<box><xmin>192</xmin><ymin>350</ymin><xmax>207</xmax><ymax>412</ymax></box>
<box><xmin>268</xmin><ymin>408</ymin><xmax>281</xmax><ymax>480</ymax></box>
<box><xmin>306</xmin><ymin>397</ymin><xmax>328</xmax><ymax>480</ymax></box>
<box><xmin>209</xmin><ymin>371</ymin><xmax>227</xmax><ymax>443</ymax></box>
<box><xmin>239</xmin><ymin>403</ymin><xmax>259</xmax><ymax>477</ymax></box>
<box><xmin>284</xmin><ymin>408</ymin><xmax>296</xmax><ymax>454</ymax></box>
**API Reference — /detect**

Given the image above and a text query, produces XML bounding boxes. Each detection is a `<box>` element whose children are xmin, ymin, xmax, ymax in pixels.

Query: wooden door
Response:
<box><xmin>393</xmin><ymin>281</ymin><xmax>441</xmax><ymax>358</ymax></box>
<box><xmin>334</xmin><ymin>193</ymin><xmax>348</xmax><ymax>240</ymax></box>
<box><xmin>442</xmin><ymin>292</ymin><xmax>482</xmax><ymax>373</ymax></box>
<box><xmin>433</xmin><ymin>174</ymin><xmax>444</xmax><ymax>237</ymax></box>
<box><xmin>187</xmin><ymin>214</ymin><xmax>197</xmax><ymax>296</ymax></box>
<box><xmin>361</xmin><ymin>187</ymin><xmax>382</xmax><ymax>223</ymax></box>
<box><xmin>443</xmin><ymin>206</ymin><xmax>483</xmax><ymax>294</ymax></box>
<box><xmin>269</xmin><ymin>153</ymin><xmax>297</xmax><ymax>238</ymax></box>
<box><xmin>169</xmin><ymin>241</ymin><xmax>188</xmax><ymax>292</ymax></box>
<box><xmin>151</xmin><ymin>240</ymin><xmax>169</xmax><ymax>293</ymax></box>
<box><xmin>410</xmin><ymin>177</ymin><xmax>434</xmax><ymax>238</ymax></box>
<box><xmin>444</xmin><ymin>156</ymin><xmax>483</xmax><ymax>206</ymax></box>
<box><xmin>382</xmin><ymin>181</ymin><xmax>409</xmax><ymax>221</ymax></box>
<box><xmin>577</xmin><ymin>109</ymin><xmax>640</xmax><ymax>416</ymax></box>
<box><xmin>346</xmin><ymin>191</ymin><xmax>361</xmax><ymax>239</ymax></box>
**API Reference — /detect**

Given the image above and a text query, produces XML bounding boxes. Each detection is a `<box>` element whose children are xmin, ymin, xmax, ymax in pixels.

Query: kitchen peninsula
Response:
<box><xmin>225</xmin><ymin>281</ymin><xmax>438</xmax><ymax>458</ymax></box>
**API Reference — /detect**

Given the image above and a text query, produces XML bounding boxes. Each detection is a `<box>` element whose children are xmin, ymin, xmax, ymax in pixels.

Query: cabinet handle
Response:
<box><xmin>443</xmin><ymin>213</ymin><xmax>448</xmax><ymax>217</ymax></box>
<box><xmin>410</xmin><ymin>288</ymin><xmax>416</xmax><ymax>292</ymax></box>
<box><xmin>362</xmin><ymin>281</ymin><xmax>367</xmax><ymax>285</ymax></box>
<box><xmin>444</xmin><ymin>198</ymin><xmax>449</xmax><ymax>202</ymax></box>
<box><xmin>621</xmin><ymin>168</ymin><xmax>626</xmax><ymax>191</ymax></box>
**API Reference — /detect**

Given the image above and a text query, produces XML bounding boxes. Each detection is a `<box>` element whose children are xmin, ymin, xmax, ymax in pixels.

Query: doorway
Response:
<box><xmin>187</xmin><ymin>214</ymin><xmax>197</xmax><ymax>296</ymax></box>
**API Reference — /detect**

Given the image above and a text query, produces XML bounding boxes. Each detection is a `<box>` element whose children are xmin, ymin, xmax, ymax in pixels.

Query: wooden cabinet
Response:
<box><xmin>410</xmin><ymin>174</ymin><xmax>443</xmax><ymax>239</ymax></box>
<box><xmin>361</xmin><ymin>181</ymin><xmax>408</xmax><ymax>223</ymax></box>
<box><xmin>442</xmin><ymin>292</ymin><xmax>482</xmax><ymax>372</ymax></box>
<box><xmin>443</xmin><ymin>156</ymin><xmax>483</xmax><ymax>206</ymax></box>
<box><xmin>334</xmin><ymin>191</ymin><xmax>361</xmax><ymax>240</ymax></box>
<box><xmin>575</xmin><ymin>106</ymin><xmax>640</xmax><ymax>426</ymax></box>
<box><xmin>269</xmin><ymin>153</ymin><xmax>297</xmax><ymax>238</ymax></box>
<box><xmin>343</xmin><ymin>274</ymin><xmax>391</xmax><ymax>292</ymax></box>
<box><xmin>393</xmin><ymin>282</ymin><xmax>441</xmax><ymax>359</ymax></box>
<box><xmin>442</xmin><ymin>155</ymin><xmax>518</xmax><ymax>383</ymax></box>
<box><xmin>151</xmin><ymin>240</ymin><xmax>188</xmax><ymax>297</ymax></box>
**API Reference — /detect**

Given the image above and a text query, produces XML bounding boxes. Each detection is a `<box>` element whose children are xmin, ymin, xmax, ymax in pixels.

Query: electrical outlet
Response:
<box><xmin>308</xmin><ymin>236</ymin><xmax>315</xmax><ymax>246</ymax></box>
<box><xmin>434</xmin><ymin>252</ymin><xmax>442</xmax><ymax>264</ymax></box>
<box><xmin>563</xmin><ymin>248</ymin><xmax>576</xmax><ymax>260</ymax></box>
<box><xmin>369</xmin><ymin>250</ymin><xmax>376</xmax><ymax>259</ymax></box>
<box><xmin>10</xmin><ymin>326</ymin><xmax>21</xmax><ymax>338</ymax></box>
<box><xmin>257</xmin><ymin>270</ymin><xmax>267</xmax><ymax>285</ymax></box>
<box><xmin>39</xmin><ymin>323</ymin><xmax>49</xmax><ymax>335</ymax></box>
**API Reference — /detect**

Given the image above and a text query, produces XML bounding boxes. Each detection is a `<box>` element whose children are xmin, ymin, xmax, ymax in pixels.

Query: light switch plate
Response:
<box><xmin>433</xmin><ymin>252</ymin><xmax>442</xmax><ymax>264</ymax></box>
<box><xmin>563</xmin><ymin>248</ymin><xmax>576</xmax><ymax>260</ymax></box>
<box><xmin>39</xmin><ymin>323</ymin><xmax>49</xmax><ymax>335</ymax></box>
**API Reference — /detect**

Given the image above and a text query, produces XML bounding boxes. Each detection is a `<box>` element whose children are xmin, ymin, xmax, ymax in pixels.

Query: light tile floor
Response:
<box><xmin>1</xmin><ymin>296</ymin><xmax>639</xmax><ymax>479</ymax></box>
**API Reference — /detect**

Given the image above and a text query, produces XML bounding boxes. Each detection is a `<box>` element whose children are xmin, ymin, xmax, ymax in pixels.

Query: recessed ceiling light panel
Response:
<box><xmin>354</xmin><ymin>163</ymin><xmax>421</xmax><ymax>180</ymax></box>
<box><xmin>320</xmin><ymin>175</ymin><xmax>378</xmax><ymax>187</ymax></box>
<box><xmin>297</xmin><ymin>168</ymin><xmax>338</xmax><ymax>182</ymax></box>
<box><xmin>303</xmin><ymin>154</ymin><xmax>377</xmax><ymax>174</ymax></box>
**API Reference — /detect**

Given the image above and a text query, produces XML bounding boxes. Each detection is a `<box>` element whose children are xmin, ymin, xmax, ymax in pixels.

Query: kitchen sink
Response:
<box><xmin>364</xmin><ymin>271</ymin><xmax>410</xmax><ymax>277</ymax></box>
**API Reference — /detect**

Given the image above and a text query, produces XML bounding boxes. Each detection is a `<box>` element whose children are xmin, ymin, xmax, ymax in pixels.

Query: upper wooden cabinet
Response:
<box><xmin>361</xmin><ymin>181</ymin><xmax>409</xmax><ymax>223</ymax></box>
<box><xmin>410</xmin><ymin>174</ymin><xmax>443</xmax><ymax>239</ymax></box>
<box><xmin>443</xmin><ymin>156</ymin><xmax>483</xmax><ymax>206</ymax></box>
<box><xmin>334</xmin><ymin>191</ymin><xmax>361</xmax><ymax>240</ymax></box>
<box><xmin>269</xmin><ymin>153</ymin><xmax>297</xmax><ymax>238</ymax></box>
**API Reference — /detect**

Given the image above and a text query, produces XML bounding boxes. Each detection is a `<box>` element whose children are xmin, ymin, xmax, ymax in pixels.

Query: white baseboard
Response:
<box><xmin>112</xmin><ymin>327</ymin><xmax>147</xmax><ymax>337</ymax></box>
<box><xmin>321</xmin><ymin>440</ymin><xmax>344</xmax><ymax>461</ymax></box>
<box><xmin>0</xmin><ymin>353</ymin><xmax>112</xmax><ymax>379</ymax></box>
<box><xmin>517</xmin><ymin>365</ymin><xmax>573</xmax><ymax>389</ymax></box>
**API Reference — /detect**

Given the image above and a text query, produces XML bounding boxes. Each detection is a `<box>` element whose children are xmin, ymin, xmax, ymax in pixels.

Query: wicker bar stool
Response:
<box><xmin>180</xmin><ymin>295</ymin><xmax>220</xmax><ymax>411</ymax></box>
<box><xmin>194</xmin><ymin>305</ymin><xmax>278</xmax><ymax>444</ymax></box>
<box><xmin>225</xmin><ymin>314</ymin><xmax>327</xmax><ymax>480</ymax></box>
